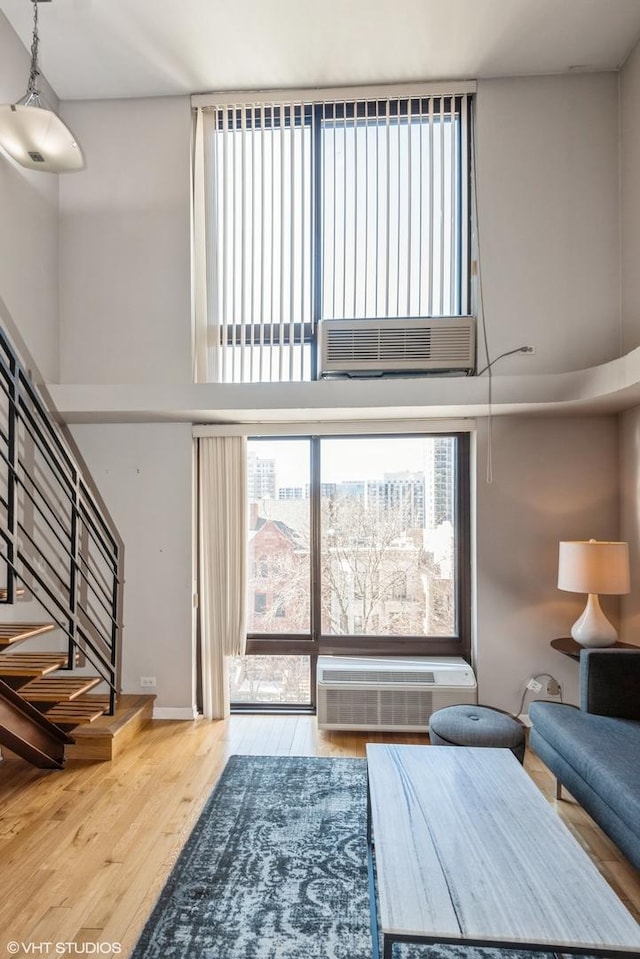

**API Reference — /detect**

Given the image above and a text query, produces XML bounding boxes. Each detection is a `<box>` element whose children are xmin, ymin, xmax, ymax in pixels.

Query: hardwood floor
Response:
<box><xmin>0</xmin><ymin>716</ymin><xmax>638</xmax><ymax>956</ymax></box>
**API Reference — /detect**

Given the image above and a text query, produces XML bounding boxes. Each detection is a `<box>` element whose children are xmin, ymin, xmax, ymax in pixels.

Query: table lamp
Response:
<box><xmin>558</xmin><ymin>539</ymin><xmax>630</xmax><ymax>647</ymax></box>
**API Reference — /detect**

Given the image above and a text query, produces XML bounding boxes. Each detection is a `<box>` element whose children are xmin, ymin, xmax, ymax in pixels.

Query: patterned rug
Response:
<box><xmin>130</xmin><ymin>754</ymin><xmax>575</xmax><ymax>959</ymax></box>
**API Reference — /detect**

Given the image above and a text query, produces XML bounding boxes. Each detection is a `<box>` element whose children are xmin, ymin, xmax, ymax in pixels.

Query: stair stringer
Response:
<box><xmin>0</xmin><ymin>677</ymin><xmax>75</xmax><ymax>769</ymax></box>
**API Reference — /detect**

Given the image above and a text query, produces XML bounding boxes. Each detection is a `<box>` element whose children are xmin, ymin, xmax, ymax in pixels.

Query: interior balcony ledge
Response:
<box><xmin>48</xmin><ymin>345</ymin><xmax>640</xmax><ymax>425</ymax></box>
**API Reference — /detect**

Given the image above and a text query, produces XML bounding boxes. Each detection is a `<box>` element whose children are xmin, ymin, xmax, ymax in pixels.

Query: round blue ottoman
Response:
<box><xmin>429</xmin><ymin>704</ymin><xmax>526</xmax><ymax>763</ymax></box>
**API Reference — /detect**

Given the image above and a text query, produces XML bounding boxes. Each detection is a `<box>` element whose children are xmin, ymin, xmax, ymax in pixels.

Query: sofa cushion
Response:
<box><xmin>528</xmin><ymin>701</ymin><xmax>640</xmax><ymax>831</ymax></box>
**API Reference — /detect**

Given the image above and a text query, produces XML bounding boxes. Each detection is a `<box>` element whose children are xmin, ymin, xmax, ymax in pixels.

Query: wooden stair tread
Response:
<box><xmin>0</xmin><ymin>586</ymin><xmax>26</xmax><ymax>601</ymax></box>
<box><xmin>46</xmin><ymin>697</ymin><xmax>109</xmax><ymax>726</ymax></box>
<box><xmin>0</xmin><ymin>653</ymin><xmax>68</xmax><ymax>677</ymax></box>
<box><xmin>0</xmin><ymin>623</ymin><xmax>55</xmax><ymax>647</ymax></box>
<box><xmin>19</xmin><ymin>675</ymin><xmax>101</xmax><ymax>703</ymax></box>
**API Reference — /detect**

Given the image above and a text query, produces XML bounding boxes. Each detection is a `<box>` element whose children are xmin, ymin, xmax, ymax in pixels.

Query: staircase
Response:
<box><xmin>0</xmin><ymin>623</ymin><xmax>109</xmax><ymax>768</ymax></box>
<box><xmin>0</xmin><ymin>312</ymin><xmax>125</xmax><ymax>769</ymax></box>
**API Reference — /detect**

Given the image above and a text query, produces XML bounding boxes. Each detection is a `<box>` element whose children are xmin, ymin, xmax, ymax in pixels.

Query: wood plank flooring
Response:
<box><xmin>0</xmin><ymin>716</ymin><xmax>638</xmax><ymax>957</ymax></box>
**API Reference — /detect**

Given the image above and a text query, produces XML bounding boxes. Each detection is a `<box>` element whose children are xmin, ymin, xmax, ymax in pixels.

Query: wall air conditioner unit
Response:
<box><xmin>318</xmin><ymin>317</ymin><xmax>476</xmax><ymax>376</ymax></box>
<box><xmin>316</xmin><ymin>656</ymin><xmax>477</xmax><ymax>732</ymax></box>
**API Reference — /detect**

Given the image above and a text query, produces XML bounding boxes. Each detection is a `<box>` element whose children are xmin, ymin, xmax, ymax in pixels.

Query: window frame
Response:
<box><xmin>243</xmin><ymin>431</ymin><xmax>471</xmax><ymax>662</ymax></box>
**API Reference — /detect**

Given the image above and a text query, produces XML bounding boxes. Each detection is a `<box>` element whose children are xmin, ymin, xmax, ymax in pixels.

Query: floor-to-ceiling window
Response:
<box><xmin>230</xmin><ymin>431</ymin><xmax>470</xmax><ymax>710</ymax></box>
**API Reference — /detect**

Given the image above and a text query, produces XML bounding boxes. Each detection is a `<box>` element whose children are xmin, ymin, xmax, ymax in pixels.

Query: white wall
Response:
<box><xmin>70</xmin><ymin>423</ymin><xmax>195</xmax><ymax>712</ymax></box>
<box><xmin>476</xmin><ymin>74</ymin><xmax>620</xmax><ymax>374</ymax></box>
<box><xmin>621</xmin><ymin>39</ymin><xmax>640</xmax><ymax>353</ymax></box>
<box><xmin>476</xmin><ymin>415</ymin><xmax>620</xmax><ymax>711</ymax></box>
<box><xmin>59</xmin><ymin>96</ymin><xmax>192</xmax><ymax>385</ymax></box>
<box><xmin>618</xmin><ymin>39</ymin><xmax>640</xmax><ymax>644</ymax></box>
<box><xmin>0</xmin><ymin>12</ymin><xmax>60</xmax><ymax>382</ymax></box>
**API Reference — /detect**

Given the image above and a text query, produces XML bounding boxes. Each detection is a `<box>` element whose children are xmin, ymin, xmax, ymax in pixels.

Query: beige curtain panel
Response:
<box><xmin>198</xmin><ymin>435</ymin><xmax>248</xmax><ymax>718</ymax></box>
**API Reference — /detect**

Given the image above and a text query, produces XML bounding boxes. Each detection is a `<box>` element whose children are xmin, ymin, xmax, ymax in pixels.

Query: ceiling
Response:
<box><xmin>1</xmin><ymin>0</ymin><xmax>640</xmax><ymax>102</ymax></box>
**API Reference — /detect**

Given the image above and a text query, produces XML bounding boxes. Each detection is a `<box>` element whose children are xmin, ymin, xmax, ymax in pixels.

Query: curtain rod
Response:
<box><xmin>193</xmin><ymin>419</ymin><xmax>476</xmax><ymax>438</ymax></box>
<box><xmin>192</xmin><ymin>80</ymin><xmax>477</xmax><ymax>109</ymax></box>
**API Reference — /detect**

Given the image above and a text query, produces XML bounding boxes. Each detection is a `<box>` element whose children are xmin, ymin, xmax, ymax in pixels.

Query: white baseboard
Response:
<box><xmin>153</xmin><ymin>705</ymin><xmax>199</xmax><ymax>721</ymax></box>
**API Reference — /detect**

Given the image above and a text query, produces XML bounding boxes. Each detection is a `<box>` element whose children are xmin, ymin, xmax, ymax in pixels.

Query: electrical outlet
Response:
<box><xmin>546</xmin><ymin>678</ymin><xmax>561</xmax><ymax>697</ymax></box>
<box><xmin>140</xmin><ymin>676</ymin><xmax>156</xmax><ymax>688</ymax></box>
<box><xmin>521</xmin><ymin>345</ymin><xmax>535</xmax><ymax>354</ymax></box>
<box><xmin>526</xmin><ymin>678</ymin><xmax>543</xmax><ymax>693</ymax></box>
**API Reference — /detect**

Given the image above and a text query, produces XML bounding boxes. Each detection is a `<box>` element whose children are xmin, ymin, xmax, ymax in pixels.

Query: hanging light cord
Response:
<box><xmin>26</xmin><ymin>1</ymin><xmax>41</xmax><ymax>100</ymax></box>
<box><xmin>470</xmin><ymin>106</ymin><xmax>533</xmax><ymax>481</ymax></box>
<box><xmin>469</xmin><ymin>105</ymin><xmax>495</xmax><ymax>483</ymax></box>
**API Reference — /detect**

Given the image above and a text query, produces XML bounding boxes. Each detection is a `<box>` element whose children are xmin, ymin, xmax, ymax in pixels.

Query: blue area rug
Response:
<box><xmin>130</xmin><ymin>754</ymin><xmax>580</xmax><ymax>959</ymax></box>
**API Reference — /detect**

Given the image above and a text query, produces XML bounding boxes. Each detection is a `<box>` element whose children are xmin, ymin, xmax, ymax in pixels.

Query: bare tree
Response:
<box><xmin>320</xmin><ymin>496</ymin><xmax>453</xmax><ymax>636</ymax></box>
<box><xmin>249</xmin><ymin>535</ymin><xmax>310</xmax><ymax>633</ymax></box>
<box><xmin>229</xmin><ymin>654</ymin><xmax>310</xmax><ymax>703</ymax></box>
<box><xmin>247</xmin><ymin>496</ymin><xmax>454</xmax><ymax>643</ymax></box>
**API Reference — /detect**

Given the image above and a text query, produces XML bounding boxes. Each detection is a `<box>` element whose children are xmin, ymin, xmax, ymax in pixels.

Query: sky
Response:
<box><xmin>250</xmin><ymin>436</ymin><xmax>434</xmax><ymax>486</ymax></box>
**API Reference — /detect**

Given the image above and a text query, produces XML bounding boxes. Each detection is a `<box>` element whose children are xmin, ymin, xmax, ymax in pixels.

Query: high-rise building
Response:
<box><xmin>430</xmin><ymin>437</ymin><xmax>455</xmax><ymax>528</ymax></box>
<box><xmin>366</xmin><ymin>473</ymin><xmax>426</xmax><ymax>528</ymax></box>
<box><xmin>248</xmin><ymin>451</ymin><xmax>276</xmax><ymax>501</ymax></box>
<box><xmin>278</xmin><ymin>487</ymin><xmax>304</xmax><ymax>500</ymax></box>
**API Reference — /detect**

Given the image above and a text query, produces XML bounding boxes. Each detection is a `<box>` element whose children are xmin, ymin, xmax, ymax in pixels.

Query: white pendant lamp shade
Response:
<box><xmin>0</xmin><ymin>1</ymin><xmax>85</xmax><ymax>174</ymax></box>
<box><xmin>0</xmin><ymin>102</ymin><xmax>84</xmax><ymax>173</ymax></box>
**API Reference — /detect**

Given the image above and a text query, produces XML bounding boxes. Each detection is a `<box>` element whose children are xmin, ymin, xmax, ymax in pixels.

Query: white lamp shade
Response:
<box><xmin>0</xmin><ymin>104</ymin><xmax>85</xmax><ymax>173</ymax></box>
<box><xmin>558</xmin><ymin>540</ymin><xmax>630</xmax><ymax>595</ymax></box>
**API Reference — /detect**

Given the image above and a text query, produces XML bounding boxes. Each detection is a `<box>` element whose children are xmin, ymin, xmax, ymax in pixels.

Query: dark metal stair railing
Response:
<box><xmin>0</xmin><ymin>324</ymin><xmax>123</xmax><ymax>716</ymax></box>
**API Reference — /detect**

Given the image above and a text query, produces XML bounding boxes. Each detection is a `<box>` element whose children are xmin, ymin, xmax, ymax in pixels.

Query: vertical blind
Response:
<box><xmin>193</xmin><ymin>84</ymin><xmax>474</xmax><ymax>384</ymax></box>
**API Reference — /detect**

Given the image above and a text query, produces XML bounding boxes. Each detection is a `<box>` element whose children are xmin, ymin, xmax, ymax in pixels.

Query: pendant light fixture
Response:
<box><xmin>0</xmin><ymin>0</ymin><xmax>84</xmax><ymax>173</ymax></box>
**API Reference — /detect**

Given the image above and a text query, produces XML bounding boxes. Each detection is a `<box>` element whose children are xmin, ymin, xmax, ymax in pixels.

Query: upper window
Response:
<box><xmin>193</xmin><ymin>85</ymin><xmax>473</xmax><ymax>383</ymax></box>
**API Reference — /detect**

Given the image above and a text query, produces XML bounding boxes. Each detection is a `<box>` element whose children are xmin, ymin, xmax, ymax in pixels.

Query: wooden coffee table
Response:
<box><xmin>366</xmin><ymin>744</ymin><xmax>640</xmax><ymax>959</ymax></box>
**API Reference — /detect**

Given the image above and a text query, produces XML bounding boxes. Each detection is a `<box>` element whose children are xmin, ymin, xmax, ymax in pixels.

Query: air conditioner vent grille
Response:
<box><xmin>323</xmin><ymin>688</ymin><xmax>433</xmax><ymax>727</ymax></box>
<box><xmin>321</xmin><ymin>669</ymin><xmax>435</xmax><ymax>685</ymax></box>
<box><xmin>324</xmin><ymin>328</ymin><xmax>471</xmax><ymax>362</ymax></box>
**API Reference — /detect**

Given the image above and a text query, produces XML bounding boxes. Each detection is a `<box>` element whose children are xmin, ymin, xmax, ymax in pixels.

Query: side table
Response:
<box><xmin>551</xmin><ymin>637</ymin><xmax>638</xmax><ymax>661</ymax></box>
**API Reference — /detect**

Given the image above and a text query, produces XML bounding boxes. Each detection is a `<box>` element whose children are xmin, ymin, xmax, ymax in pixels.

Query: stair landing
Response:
<box><xmin>64</xmin><ymin>693</ymin><xmax>156</xmax><ymax>762</ymax></box>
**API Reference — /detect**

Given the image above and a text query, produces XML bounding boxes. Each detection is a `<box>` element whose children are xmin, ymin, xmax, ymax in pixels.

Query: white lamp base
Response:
<box><xmin>571</xmin><ymin>593</ymin><xmax>618</xmax><ymax>648</ymax></box>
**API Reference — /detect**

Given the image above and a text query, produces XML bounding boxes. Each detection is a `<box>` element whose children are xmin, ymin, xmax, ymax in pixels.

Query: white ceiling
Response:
<box><xmin>1</xmin><ymin>0</ymin><xmax>640</xmax><ymax>102</ymax></box>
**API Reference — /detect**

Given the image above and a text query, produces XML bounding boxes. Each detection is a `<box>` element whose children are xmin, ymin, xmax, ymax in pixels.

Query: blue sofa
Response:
<box><xmin>529</xmin><ymin>648</ymin><xmax>640</xmax><ymax>870</ymax></box>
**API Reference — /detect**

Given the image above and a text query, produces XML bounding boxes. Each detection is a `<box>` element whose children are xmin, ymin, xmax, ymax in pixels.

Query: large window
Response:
<box><xmin>230</xmin><ymin>432</ymin><xmax>470</xmax><ymax>709</ymax></box>
<box><xmin>194</xmin><ymin>85</ymin><xmax>473</xmax><ymax>383</ymax></box>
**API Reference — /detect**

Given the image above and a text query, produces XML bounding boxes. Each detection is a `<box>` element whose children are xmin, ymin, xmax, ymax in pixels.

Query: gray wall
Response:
<box><xmin>0</xmin><ymin>12</ymin><xmax>60</xmax><ymax>382</ymax></box>
<box><xmin>59</xmin><ymin>96</ymin><xmax>192</xmax><ymax>386</ymax></box>
<box><xmin>475</xmin><ymin>74</ymin><xmax>620</xmax><ymax>374</ymax></box>
<box><xmin>622</xmin><ymin>39</ymin><xmax>640</xmax><ymax>355</ymax></box>
<box><xmin>619</xmin><ymin>41</ymin><xmax>640</xmax><ymax>643</ymax></box>
<box><xmin>70</xmin><ymin>423</ymin><xmax>196</xmax><ymax>713</ymax></box>
<box><xmin>476</xmin><ymin>416</ymin><xmax>620</xmax><ymax>711</ymax></box>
